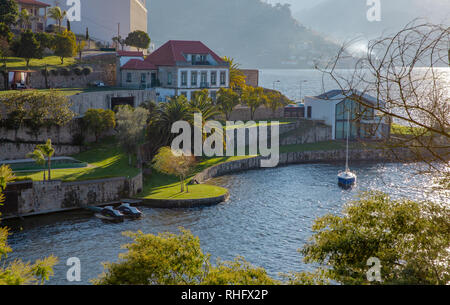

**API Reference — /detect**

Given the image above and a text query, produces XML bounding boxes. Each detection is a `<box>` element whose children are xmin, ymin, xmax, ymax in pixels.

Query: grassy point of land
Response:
<box><xmin>14</xmin><ymin>138</ymin><xmax>139</xmax><ymax>182</ymax></box>
<box><xmin>139</xmin><ymin>156</ymin><xmax>249</xmax><ymax>200</ymax></box>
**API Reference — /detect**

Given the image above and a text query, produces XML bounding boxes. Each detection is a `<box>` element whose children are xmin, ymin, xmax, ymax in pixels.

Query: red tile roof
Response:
<box><xmin>121</xmin><ymin>59</ymin><xmax>157</xmax><ymax>70</ymax></box>
<box><xmin>117</xmin><ymin>51</ymin><xmax>144</xmax><ymax>57</ymax></box>
<box><xmin>17</xmin><ymin>0</ymin><xmax>50</xmax><ymax>7</ymax></box>
<box><xmin>145</xmin><ymin>40</ymin><xmax>227</xmax><ymax>67</ymax></box>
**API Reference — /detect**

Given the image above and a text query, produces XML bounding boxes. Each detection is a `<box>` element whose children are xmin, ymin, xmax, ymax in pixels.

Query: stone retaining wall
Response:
<box><xmin>0</xmin><ymin>142</ymin><xmax>82</xmax><ymax>160</ymax></box>
<box><xmin>194</xmin><ymin>148</ymin><xmax>415</xmax><ymax>183</ymax></box>
<box><xmin>3</xmin><ymin>172</ymin><xmax>143</xmax><ymax>218</ymax></box>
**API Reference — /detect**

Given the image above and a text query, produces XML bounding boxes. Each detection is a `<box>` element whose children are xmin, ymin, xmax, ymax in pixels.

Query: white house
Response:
<box><xmin>120</xmin><ymin>40</ymin><xmax>230</xmax><ymax>101</ymax></box>
<box><xmin>304</xmin><ymin>90</ymin><xmax>391</xmax><ymax>140</ymax></box>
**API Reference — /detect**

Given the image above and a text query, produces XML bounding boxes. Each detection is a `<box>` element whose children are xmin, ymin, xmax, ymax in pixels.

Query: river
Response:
<box><xmin>4</xmin><ymin>161</ymin><xmax>444</xmax><ymax>285</ymax></box>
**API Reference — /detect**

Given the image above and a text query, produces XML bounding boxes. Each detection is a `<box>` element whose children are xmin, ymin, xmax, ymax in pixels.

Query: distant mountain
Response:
<box><xmin>148</xmin><ymin>0</ymin><xmax>345</xmax><ymax>69</ymax></box>
<box><xmin>294</xmin><ymin>0</ymin><xmax>450</xmax><ymax>42</ymax></box>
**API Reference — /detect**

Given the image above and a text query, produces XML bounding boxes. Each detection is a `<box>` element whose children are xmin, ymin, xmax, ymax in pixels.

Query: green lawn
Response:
<box><xmin>391</xmin><ymin>123</ymin><xmax>430</xmax><ymax>136</ymax></box>
<box><xmin>279</xmin><ymin>140</ymin><xmax>369</xmax><ymax>153</ymax></box>
<box><xmin>138</xmin><ymin>156</ymin><xmax>248</xmax><ymax>200</ymax></box>
<box><xmin>14</xmin><ymin>139</ymin><xmax>139</xmax><ymax>182</ymax></box>
<box><xmin>5</xmin><ymin>56</ymin><xmax>76</xmax><ymax>70</ymax></box>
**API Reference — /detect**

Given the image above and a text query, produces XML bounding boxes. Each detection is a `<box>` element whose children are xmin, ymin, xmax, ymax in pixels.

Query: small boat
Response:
<box><xmin>338</xmin><ymin>111</ymin><xmax>357</xmax><ymax>188</ymax></box>
<box><xmin>115</xmin><ymin>203</ymin><xmax>143</xmax><ymax>218</ymax></box>
<box><xmin>94</xmin><ymin>206</ymin><xmax>125</xmax><ymax>223</ymax></box>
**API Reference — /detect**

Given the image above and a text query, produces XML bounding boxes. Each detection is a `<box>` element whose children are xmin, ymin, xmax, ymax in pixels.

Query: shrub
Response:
<box><xmin>72</xmin><ymin>66</ymin><xmax>83</xmax><ymax>76</ymax></box>
<box><xmin>82</xmin><ymin>66</ymin><xmax>93</xmax><ymax>76</ymax></box>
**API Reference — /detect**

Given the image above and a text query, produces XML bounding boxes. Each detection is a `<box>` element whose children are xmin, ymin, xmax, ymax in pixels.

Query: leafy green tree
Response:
<box><xmin>0</xmin><ymin>22</ymin><xmax>13</xmax><ymax>42</ymax></box>
<box><xmin>241</xmin><ymin>86</ymin><xmax>268</xmax><ymax>120</ymax></box>
<box><xmin>302</xmin><ymin>191</ymin><xmax>450</xmax><ymax>285</ymax></box>
<box><xmin>216</xmin><ymin>88</ymin><xmax>240</xmax><ymax>120</ymax></box>
<box><xmin>0</xmin><ymin>0</ymin><xmax>18</xmax><ymax>27</ymax></box>
<box><xmin>202</xmin><ymin>257</ymin><xmax>279</xmax><ymax>285</ymax></box>
<box><xmin>125</xmin><ymin>30</ymin><xmax>150</xmax><ymax>51</ymax></box>
<box><xmin>17</xmin><ymin>8</ymin><xmax>31</xmax><ymax>30</ymax></box>
<box><xmin>116</xmin><ymin>106</ymin><xmax>149</xmax><ymax>166</ymax></box>
<box><xmin>0</xmin><ymin>37</ymin><xmax>11</xmax><ymax>90</ymax></box>
<box><xmin>265</xmin><ymin>90</ymin><xmax>289</xmax><ymax>118</ymax></box>
<box><xmin>35</xmin><ymin>32</ymin><xmax>55</xmax><ymax>53</ymax></box>
<box><xmin>93</xmin><ymin>229</ymin><xmax>279</xmax><ymax>285</ymax></box>
<box><xmin>0</xmin><ymin>164</ymin><xmax>58</xmax><ymax>285</ymax></box>
<box><xmin>53</xmin><ymin>30</ymin><xmax>76</xmax><ymax>64</ymax></box>
<box><xmin>153</xmin><ymin>147</ymin><xmax>196</xmax><ymax>192</ymax></box>
<box><xmin>36</xmin><ymin>139</ymin><xmax>55</xmax><ymax>181</ymax></box>
<box><xmin>83</xmin><ymin>109</ymin><xmax>116</xmax><ymax>143</ymax></box>
<box><xmin>222</xmin><ymin>56</ymin><xmax>246</xmax><ymax>89</ymax></box>
<box><xmin>47</xmin><ymin>6</ymin><xmax>66</xmax><ymax>33</ymax></box>
<box><xmin>112</xmin><ymin>36</ymin><xmax>126</xmax><ymax>51</ymax></box>
<box><xmin>11</xmin><ymin>30</ymin><xmax>41</xmax><ymax>68</ymax></box>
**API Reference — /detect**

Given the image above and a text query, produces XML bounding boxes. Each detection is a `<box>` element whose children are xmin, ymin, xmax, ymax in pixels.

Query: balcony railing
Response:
<box><xmin>200</xmin><ymin>82</ymin><xmax>210</xmax><ymax>88</ymax></box>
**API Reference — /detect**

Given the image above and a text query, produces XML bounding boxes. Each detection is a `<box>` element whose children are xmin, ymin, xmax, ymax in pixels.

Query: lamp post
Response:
<box><xmin>273</xmin><ymin>80</ymin><xmax>280</xmax><ymax>90</ymax></box>
<box><xmin>299</xmin><ymin>80</ymin><xmax>308</xmax><ymax>103</ymax></box>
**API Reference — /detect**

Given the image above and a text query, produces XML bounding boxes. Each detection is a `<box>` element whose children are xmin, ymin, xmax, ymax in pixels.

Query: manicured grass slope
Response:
<box><xmin>14</xmin><ymin>140</ymin><xmax>139</xmax><ymax>182</ymax></box>
<box><xmin>5</xmin><ymin>56</ymin><xmax>76</xmax><ymax>70</ymax></box>
<box><xmin>139</xmin><ymin>156</ymin><xmax>248</xmax><ymax>200</ymax></box>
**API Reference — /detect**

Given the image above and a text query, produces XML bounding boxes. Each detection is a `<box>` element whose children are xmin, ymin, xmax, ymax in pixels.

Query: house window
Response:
<box><xmin>180</xmin><ymin>92</ymin><xmax>187</xmax><ymax>97</ymax></box>
<box><xmin>167</xmin><ymin>72</ymin><xmax>173</xmax><ymax>86</ymax></box>
<box><xmin>307</xmin><ymin>106</ymin><xmax>312</xmax><ymax>118</ymax></box>
<box><xmin>191</xmin><ymin>55</ymin><xmax>196</xmax><ymax>65</ymax></box>
<box><xmin>211</xmin><ymin>72</ymin><xmax>217</xmax><ymax>85</ymax></box>
<box><xmin>200</xmin><ymin>72</ymin><xmax>207</xmax><ymax>87</ymax></box>
<box><xmin>220</xmin><ymin>71</ymin><xmax>226</xmax><ymax>85</ymax></box>
<box><xmin>141</xmin><ymin>73</ymin><xmax>146</xmax><ymax>83</ymax></box>
<box><xmin>191</xmin><ymin>71</ymin><xmax>198</xmax><ymax>86</ymax></box>
<box><xmin>126</xmin><ymin>73</ymin><xmax>132</xmax><ymax>83</ymax></box>
<box><xmin>181</xmin><ymin>71</ymin><xmax>187</xmax><ymax>86</ymax></box>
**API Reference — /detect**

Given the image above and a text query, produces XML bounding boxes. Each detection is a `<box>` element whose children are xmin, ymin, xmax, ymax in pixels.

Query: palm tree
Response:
<box><xmin>157</xmin><ymin>96</ymin><xmax>192</xmax><ymax>147</ymax></box>
<box><xmin>47</xmin><ymin>6</ymin><xmax>67</xmax><ymax>33</ymax></box>
<box><xmin>0</xmin><ymin>164</ymin><xmax>15</xmax><ymax>204</ymax></box>
<box><xmin>222</xmin><ymin>56</ymin><xmax>247</xmax><ymax>89</ymax></box>
<box><xmin>27</xmin><ymin>149</ymin><xmax>47</xmax><ymax>181</ymax></box>
<box><xmin>37</xmin><ymin>139</ymin><xmax>55</xmax><ymax>181</ymax></box>
<box><xmin>18</xmin><ymin>9</ymin><xmax>32</xmax><ymax>31</ymax></box>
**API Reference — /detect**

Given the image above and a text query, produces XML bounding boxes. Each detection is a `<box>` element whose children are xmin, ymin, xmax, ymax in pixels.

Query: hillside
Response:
<box><xmin>294</xmin><ymin>0</ymin><xmax>450</xmax><ymax>42</ymax></box>
<box><xmin>148</xmin><ymin>0</ymin><xmax>343</xmax><ymax>69</ymax></box>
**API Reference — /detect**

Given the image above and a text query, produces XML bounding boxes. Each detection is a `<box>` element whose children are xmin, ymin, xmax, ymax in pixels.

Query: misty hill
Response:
<box><xmin>294</xmin><ymin>0</ymin><xmax>450</xmax><ymax>42</ymax></box>
<box><xmin>148</xmin><ymin>0</ymin><xmax>342</xmax><ymax>69</ymax></box>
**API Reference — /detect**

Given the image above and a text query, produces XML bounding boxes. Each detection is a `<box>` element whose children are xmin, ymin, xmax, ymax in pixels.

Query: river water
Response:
<box><xmin>3</xmin><ymin>69</ymin><xmax>448</xmax><ymax>284</ymax></box>
<box><xmin>4</xmin><ymin>161</ymin><xmax>445</xmax><ymax>285</ymax></box>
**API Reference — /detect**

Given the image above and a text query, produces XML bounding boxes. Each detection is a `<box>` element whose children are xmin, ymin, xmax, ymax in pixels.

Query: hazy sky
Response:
<box><xmin>264</xmin><ymin>0</ymin><xmax>328</xmax><ymax>13</ymax></box>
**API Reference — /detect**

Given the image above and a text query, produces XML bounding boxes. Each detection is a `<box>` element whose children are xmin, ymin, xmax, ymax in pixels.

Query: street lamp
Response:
<box><xmin>273</xmin><ymin>80</ymin><xmax>281</xmax><ymax>90</ymax></box>
<box><xmin>299</xmin><ymin>80</ymin><xmax>308</xmax><ymax>103</ymax></box>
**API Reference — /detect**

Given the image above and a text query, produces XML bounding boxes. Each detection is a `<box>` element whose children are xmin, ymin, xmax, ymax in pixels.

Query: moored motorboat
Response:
<box><xmin>115</xmin><ymin>203</ymin><xmax>143</xmax><ymax>218</ymax></box>
<box><xmin>94</xmin><ymin>206</ymin><xmax>124</xmax><ymax>223</ymax></box>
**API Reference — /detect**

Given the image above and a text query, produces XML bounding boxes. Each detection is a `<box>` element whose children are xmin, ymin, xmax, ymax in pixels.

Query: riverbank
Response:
<box><xmin>138</xmin><ymin>141</ymin><xmax>413</xmax><ymax>208</ymax></box>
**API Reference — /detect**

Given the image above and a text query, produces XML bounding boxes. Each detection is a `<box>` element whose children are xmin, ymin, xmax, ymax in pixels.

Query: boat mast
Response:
<box><xmin>346</xmin><ymin>108</ymin><xmax>350</xmax><ymax>172</ymax></box>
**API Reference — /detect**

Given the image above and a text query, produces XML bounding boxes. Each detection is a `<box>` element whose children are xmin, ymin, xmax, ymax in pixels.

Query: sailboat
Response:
<box><xmin>338</xmin><ymin>110</ymin><xmax>357</xmax><ymax>188</ymax></box>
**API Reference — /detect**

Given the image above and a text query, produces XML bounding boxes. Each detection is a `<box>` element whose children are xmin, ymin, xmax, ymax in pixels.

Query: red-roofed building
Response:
<box><xmin>120</xmin><ymin>40</ymin><xmax>230</xmax><ymax>101</ymax></box>
<box><xmin>14</xmin><ymin>0</ymin><xmax>50</xmax><ymax>33</ymax></box>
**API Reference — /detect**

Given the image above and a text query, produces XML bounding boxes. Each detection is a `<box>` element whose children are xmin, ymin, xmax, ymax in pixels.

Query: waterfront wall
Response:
<box><xmin>193</xmin><ymin>148</ymin><xmax>415</xmax><ymax>183</ymax></box>
<box><xmin>0</xmin><ymin>142</ymin><xmax>82</xmax><ymax>160</ymax></box>
<box><xmin>2</xmin><ymin>172</ymin><xmax>143</xmax><ymax>218</ymax></box>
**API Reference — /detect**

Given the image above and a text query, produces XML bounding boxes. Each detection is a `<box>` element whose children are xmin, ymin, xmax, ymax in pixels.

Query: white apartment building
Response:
<box><xmin>41</xmin><ymin>0</ymin><xmax>147</xmax><ymax>46</ymax></box>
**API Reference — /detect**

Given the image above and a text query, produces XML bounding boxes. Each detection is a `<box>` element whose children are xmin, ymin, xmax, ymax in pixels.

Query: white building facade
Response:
<box><xmin>120</xmin><ymin>40</ymin><xmax>230</xmax><ymax>101</ymax></box>
<box><xmin>41</xmin><ymin>0</ymin><xmax>147</xmax><ymax>47</ymax></box>
<box><xmin>304</xmin><ymin>90</ymin><xmax>391</xmax><ymax>140</ymax></box>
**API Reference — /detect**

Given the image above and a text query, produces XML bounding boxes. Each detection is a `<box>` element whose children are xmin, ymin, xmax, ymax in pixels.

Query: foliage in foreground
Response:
<box><xmin>93</xmin><ymin>229</ymin><xmax>279</xmax><ymax>285</ymax></box>
<box><xmin>302</xmin><ymin>191</ymin><xmax>450</xmax><ymax>285</ymax></box>
<box><xmin>0</xmin><ymin>165</ymin><xmax>58</xmax><ymax>285</ymax></box>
